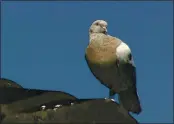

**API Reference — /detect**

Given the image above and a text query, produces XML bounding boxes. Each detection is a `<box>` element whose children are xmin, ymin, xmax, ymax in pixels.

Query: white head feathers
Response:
<box><xmin>89</xmin><ymin>20</ymin><xmax>108</xmax><ymax>34</ymax></box>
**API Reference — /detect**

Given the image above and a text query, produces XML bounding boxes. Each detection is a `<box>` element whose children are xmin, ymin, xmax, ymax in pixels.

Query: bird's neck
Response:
<box><xmin>89</xmin><ymin>33</ymin><xmax>106</xmax><ymax>43</ymax></box>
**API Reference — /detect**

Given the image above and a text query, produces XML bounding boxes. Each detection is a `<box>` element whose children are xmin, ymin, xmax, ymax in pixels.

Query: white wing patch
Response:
<box><xmin>116</xmin><ymin>42</ymin><xmax>131</xmax><ymax>63</ymax></box>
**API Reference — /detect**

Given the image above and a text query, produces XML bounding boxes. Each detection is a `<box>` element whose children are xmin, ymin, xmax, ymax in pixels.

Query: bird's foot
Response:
<box><xmin>104</xmin><ymin>98</ymin><xmax>115</xmax><ymax>102</ymax></box>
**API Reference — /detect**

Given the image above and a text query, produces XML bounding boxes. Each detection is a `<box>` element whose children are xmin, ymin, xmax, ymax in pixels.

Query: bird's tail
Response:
<box><xmin>118</xmin><ymin>87</ymin><xmax>142</xmax><ymax>114</ymax></box>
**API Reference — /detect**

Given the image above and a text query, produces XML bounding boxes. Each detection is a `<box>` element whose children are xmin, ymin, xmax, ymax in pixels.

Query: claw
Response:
<box><xmin>104</xmin><ymin>97</ymin><xmax>115</xmax><ymax>102</ymax></box>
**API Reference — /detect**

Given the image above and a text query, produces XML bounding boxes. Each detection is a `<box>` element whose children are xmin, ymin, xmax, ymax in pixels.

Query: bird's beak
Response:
<box><xmin>102</xmin><ymin>26</ymin><xmax>107</xmax><ymax>34</ymax></box>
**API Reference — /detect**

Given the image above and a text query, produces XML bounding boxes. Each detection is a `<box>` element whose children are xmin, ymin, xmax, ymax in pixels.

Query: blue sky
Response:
<box><xmin>1</xmin><ymin>1</ymin><xmax>173</xmax><ymax>123</ymax></box>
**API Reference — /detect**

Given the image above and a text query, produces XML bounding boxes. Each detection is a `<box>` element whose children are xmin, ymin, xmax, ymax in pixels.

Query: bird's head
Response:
<box><xmin>89</xmin><ymin>20</ymin><xmax>108</xmax><ymax>35</ymax></box>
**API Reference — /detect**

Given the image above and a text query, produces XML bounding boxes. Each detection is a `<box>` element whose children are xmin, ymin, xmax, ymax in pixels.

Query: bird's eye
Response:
<box><xmin>96</xmin><ymin>23</ymin><xmax>99</xmax><ymax>26</ymax></box>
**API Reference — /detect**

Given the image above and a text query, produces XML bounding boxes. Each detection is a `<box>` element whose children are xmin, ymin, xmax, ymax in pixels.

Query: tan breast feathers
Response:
<box><xmin>86</xmin><ymin>35</ymin><xmax>121</xmax><ymax>65</ymax></box>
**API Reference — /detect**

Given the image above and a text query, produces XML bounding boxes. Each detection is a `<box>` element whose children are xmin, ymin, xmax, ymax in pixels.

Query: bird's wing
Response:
<box><xmin>117</xmin><ymin>54</ymin><xmax>136</xmax><ymax>89</ymax></box>
<box><xmin>117</xmin><ymin>53</ymin><xmax>142</xmax><ymax>114</ymax></box>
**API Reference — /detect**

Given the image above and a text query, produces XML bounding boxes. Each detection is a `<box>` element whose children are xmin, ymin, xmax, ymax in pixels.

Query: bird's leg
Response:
<box><xmin>116</xmin><ymin>59</ymin><xmax>120</xmax><ymax>67</ymax></box>
<box><xmin>109</xmin><ymin>89</ymin><xmax>115</xmax><ymax>102</ymax></box>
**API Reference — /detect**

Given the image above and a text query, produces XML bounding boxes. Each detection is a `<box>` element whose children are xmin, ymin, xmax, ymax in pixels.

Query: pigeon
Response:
<box><xmin>85</xmin><ymin>20</ymin><xmax>142</xmax><ymax>114</ymax></box>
